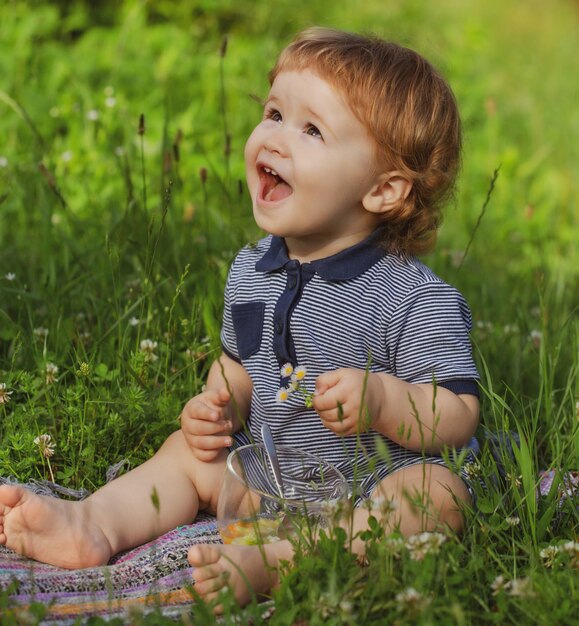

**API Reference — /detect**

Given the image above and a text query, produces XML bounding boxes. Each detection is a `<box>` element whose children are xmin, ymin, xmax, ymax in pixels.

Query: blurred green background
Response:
<box><xmin>0</xmin><ymin>0</ymin><xmax>577</xmax><ymax>480</ymax></box>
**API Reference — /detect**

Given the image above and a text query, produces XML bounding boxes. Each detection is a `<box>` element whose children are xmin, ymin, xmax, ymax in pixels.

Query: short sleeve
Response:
<box><xmin>387</xmin><ymin>281</ymin><xmax>479</xmax><ymax>386</ymax></box>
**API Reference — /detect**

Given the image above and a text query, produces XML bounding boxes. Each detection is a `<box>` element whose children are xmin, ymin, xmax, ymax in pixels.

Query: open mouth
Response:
<box><xmin>258</xmin><ymin>165</ymin><xmax>293</xmax><ymax>203</ymax></box>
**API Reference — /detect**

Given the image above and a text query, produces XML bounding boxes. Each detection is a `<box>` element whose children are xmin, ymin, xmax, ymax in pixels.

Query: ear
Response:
<box><xmin>362</xmin><ymin>171</ymin><xmax>413</xmax><ymax>215</ymax></box>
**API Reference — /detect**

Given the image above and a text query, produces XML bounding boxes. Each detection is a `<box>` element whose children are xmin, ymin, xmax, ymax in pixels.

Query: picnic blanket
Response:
<box><xmin>1</xmin><ymin>467</ymin><xmax>576</xmax><ymax>624</ymax></box>
<box><xmin>0</xmin><ymin>476</ymin><xmax>223</xmax><ymax>624</ymax></box>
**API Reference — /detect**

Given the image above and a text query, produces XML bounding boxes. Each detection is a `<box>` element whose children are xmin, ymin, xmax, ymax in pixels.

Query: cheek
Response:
<box><xmin>244</xmin><ymin>131</ymin><xmax>260</xmax><ymax>190</ymax></box>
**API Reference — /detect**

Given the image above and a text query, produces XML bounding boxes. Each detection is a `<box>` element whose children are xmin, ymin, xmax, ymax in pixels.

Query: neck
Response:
<box><xmin>284</xmin><ymin>229</ymin><xmax>375</xmax><ymax>263</ymax></box>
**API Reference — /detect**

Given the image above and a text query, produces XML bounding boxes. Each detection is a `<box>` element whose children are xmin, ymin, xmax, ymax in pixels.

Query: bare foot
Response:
<box><xmin>188</xmin><ymin>542</ymin><xmax>291</xmax><ymax>611</ymax></box>
<box><xmin>0</xmin><ymin>485</ymin><xmax>112</xmax><ymax>568</ymax></box>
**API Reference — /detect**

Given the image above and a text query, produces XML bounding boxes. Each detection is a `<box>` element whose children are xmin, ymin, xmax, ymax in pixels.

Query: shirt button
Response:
<box><xmin>274</xmin><ymin>320</ymin><xmax>283</xmax><ymax>334</ymax></box>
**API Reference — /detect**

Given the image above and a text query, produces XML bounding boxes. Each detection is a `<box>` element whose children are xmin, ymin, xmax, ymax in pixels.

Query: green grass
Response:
<box><xmin>0</xmin><ymin>0</ymin><xmax>578</xmax><ymax>623</ymax></box>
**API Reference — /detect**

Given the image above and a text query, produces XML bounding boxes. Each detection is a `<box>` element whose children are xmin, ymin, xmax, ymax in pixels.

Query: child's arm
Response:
<box><xmin>180</xmin><ymin>353</ymin><xmax>253</xmax><ymax>461</ymax></box>
<box><xmin>313</xmin><ymin>368</ymin><xmax>479</xmax><ymax>454</ymax></box>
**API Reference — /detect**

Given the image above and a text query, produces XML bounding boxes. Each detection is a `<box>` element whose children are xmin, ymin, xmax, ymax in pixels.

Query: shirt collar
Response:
<box><xmin>255</xmin><ymin>229</ymin><xmax>386</xmax><ymax>281</ymax></box>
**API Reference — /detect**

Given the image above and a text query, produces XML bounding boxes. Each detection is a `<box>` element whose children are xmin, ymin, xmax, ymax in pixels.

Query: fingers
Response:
<box><xmin>315</xmin><ymin>369</ymin><xmax>342</xmax><ymax>396</ymax></box>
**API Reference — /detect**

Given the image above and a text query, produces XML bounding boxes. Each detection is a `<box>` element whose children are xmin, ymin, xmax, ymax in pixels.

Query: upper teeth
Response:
<box><xmin>263</xmin><ymin>166</ymin><xmax>278</xmax><ymax>177</ymax></box>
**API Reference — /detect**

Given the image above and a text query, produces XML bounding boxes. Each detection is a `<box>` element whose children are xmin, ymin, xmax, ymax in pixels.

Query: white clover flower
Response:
<box><xmin>276</xmin><ymin>387</ymin><xmax>290</xmax><ymax>403</ymax></box>
<box><xmin>463</xmin><ymin>461</ymin><xmax>482</xmax><ymax>479</ymax></box>
<box><xmin>61</xmin><ymin>150</ymin><xmax>73</xmax><ymax>162</ymax></box>
<box><xmin>87</xmin><ymin>109</ymin><xmax>99</xmax><ymax>121</ymax></box>
<box><xmin>405</xmin><ymin>532</ymin><xmax>447</xmax><ymax>561</ymax></box>
<box><xmin>33</xmin><ymin>433</ymin><xmax>56</xmax><ymax>457</ymax></box>
<box><xmin>561</xmin><ymin>541</ymin><xmax>579</xmax><ymax>568</ymax></box>
<box><xmin>505</xmin><ymin>516</ymin><xmax>521</xmax><ymax>527</ymax></box>
<box><xmin>383</xmin><ymin>535</ymin><xmax>405</xmax><ymax>555</ymax></box>
<box><xmin>529</xmin><ymin>329</ymin><xmax>542</xmax><ymax>348</ymax></box>
<box><xmin>539</xmin><ymin>545</ymin><xmax>560</xmax><ymax>568</ymax></box>
<box><xmin>45</xmin><ymin>362</ymin><xmax>59</xmax><ymax>384</ymax></box>
<box><xmin>280</xmin><ymin>362</ymin><xmax>294</xmax><ymax>378</ymax></box>
<box><xmin>508</xmin><ymin>577</ymin><xmax>534</xmax><ymax>598</ymax></box>
<box><xmin>129</xmin><ymin>317</ymin><xmax>140</xmax><ymax>327</ymax></box>
<box><xmin>0</xmin><ymin>156</ymin><xmax>8</xmax><ymax>168</ymax></box>
<box><xmin>0</xmin><ymin>383</ymin><xmax>12</xmax><ymax>404</ymax></box>
<box><xmin>33</xmin><ymin>327</ymin><xmax>49</xmax><ymax>339</ymax></box>
<box><xmin>5</xmin><ymin>272</ymin><xmax>16</xmax><ymax>281</ymax></box>
<box><xmin>114</xmin><ymin>146</ymin><xmax>125</xmax><ymax>156</ymax></box>
<box><xmin>140</xmin><ymin>339</ymin><xmax>159</xmax><ymax>362</ymax></box>
<box><xmin>395</xmin><ymin>587</ymin><xmax>427</xmax><ymax>612</ymax></box>
<box><xmin>490</xmin><ymin>574</ymin><xmax>509</xmax><ymax>595</ymax></box>
<box><xmin>49</xmin><ymin>107</ymin><xmax>60</xmax><ymax>118</ymax></box>
<box><xmin>575</xmin><ymin>400</ymin><xmax>579</xmax><ymax>421</ymax></box>
<box><xmin>367</xmin><ymin>496</ymin><xmax>398</xmax><ymax>516</ymax></box>
<box><xmin>104</xmin><ymin>85</ymin><xmax>115</xmax><ymax>97</ymax></box>
<box><xmin>105</xmin><ymin>96</ymin><xmax>117</xmax><ymax>108</ymax></box>
<box><xmin>503</xmin><ymin>324</ymin><xmax>519</xmax><ymax>335</ymax></box>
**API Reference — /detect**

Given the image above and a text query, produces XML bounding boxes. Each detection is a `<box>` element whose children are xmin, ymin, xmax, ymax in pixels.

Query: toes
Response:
<box><xmin>0</xmin><ymin>485</ymin><xmax>25</xmax><ymax>509</ymax></box>
<box><xmin>193</xmin><ymin>573</ymin><xmax>228</xmax><ymax>596</ymax></box>
<box><xmin>192</xmin><ymin>564</ymin><xmax>222</xmax><ymax>583</ymax></box>
<box><xmin>188</xmin><ymin>544</ymin><xmax>223</xmax><ymax>567</ymax></box>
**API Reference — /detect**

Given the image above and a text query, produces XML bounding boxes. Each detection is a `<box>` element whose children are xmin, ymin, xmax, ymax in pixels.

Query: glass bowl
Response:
<box><xmin>217</xmin><ymin>443</ymin><xmax>349</xmax><ymax>545</ymax></box>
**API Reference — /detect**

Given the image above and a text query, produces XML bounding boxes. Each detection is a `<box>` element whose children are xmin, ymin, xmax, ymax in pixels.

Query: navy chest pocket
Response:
<box><xmin>231</xmin><ymin>302</ymin><xmax>266</xmax><ymax>360</ymax></box>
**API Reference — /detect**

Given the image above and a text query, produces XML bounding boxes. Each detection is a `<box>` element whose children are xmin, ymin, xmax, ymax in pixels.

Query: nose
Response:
<box><xmin>263</xmin><ymin>125</ymin><xmax>289</xmax><ymax>157</ymax></box>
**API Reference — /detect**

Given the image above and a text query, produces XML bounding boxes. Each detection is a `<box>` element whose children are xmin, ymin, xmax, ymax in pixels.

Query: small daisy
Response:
<box><xmin>4</xmin><ymin>272</ymin><xmax>16</xmax><ymax>281</ymax></box>
<box><xmin>280</xmin><ymin>362</ymin><xmax>294</xmax><ymax>378</ymax></box>
<box><xmin>292</xmin><ymin>365</ymin><xmax>307</xmax><ymax>381</ymax></box>
<box><xmin>0</xmin><ymin>383</ymin><xmax>12</xmax><ymax>404</ymax></box>
<box><xmin>276</xmin><ymin>387</ymin><xmax>290</xmax><ymax>403</ymax></box>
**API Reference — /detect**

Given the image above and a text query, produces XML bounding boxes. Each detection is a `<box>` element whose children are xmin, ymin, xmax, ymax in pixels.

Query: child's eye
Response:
<box><xmin>265</xmin><ymin>108</ymin><xmax>282</xmax><ymax>123</ymax></box>
<box><xmin>306</xmin><ymin>124</ymin><xmax>323</xmax><ymax>139</ymax></box>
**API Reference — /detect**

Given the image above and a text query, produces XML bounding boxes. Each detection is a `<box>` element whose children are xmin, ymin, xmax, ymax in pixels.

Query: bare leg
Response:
<box><xmin>188</xmin><ymin>463</ymin><xmax>469</xmax><ymax>609</ymax></box>
<box><xmin>348</xmin><ymin>462</ymin><xmax>471</xmax><ymax>553</ymax></box>
<box><xmin>0</xmin><ymin>430</ymin><xmax>227</xmax><ymax>568</ymax></box>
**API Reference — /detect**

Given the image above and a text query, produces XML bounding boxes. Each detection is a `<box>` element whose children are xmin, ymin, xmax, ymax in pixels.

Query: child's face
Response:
<box><xmin>245</xmin><ymin>69</ymin><xmax>381</xmax><ymax>260</ymax></box>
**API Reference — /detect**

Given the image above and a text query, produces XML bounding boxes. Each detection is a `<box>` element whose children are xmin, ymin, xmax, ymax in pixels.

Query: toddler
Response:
<box><xmin>0</xmin><ymin>28</ymin><xmax>480</xmax><ymax>609</ymax></box>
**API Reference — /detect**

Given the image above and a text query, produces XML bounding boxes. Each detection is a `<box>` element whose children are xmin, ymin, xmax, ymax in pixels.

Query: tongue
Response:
<box><xmin>265</xmin><ymin>181</ymin><xmax>292</xmax><ymax>202</ymax></box>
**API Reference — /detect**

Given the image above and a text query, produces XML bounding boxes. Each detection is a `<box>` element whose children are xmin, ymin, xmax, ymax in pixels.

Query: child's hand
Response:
<box><xmin>313</xmin><ymin>368</ymin><xmax>381</xmax><ymax>436</ymax></box>
<box><xmin>180</xmin><ymin>386</ymin><xmax>233</xmax><ymax>462</ymax></box>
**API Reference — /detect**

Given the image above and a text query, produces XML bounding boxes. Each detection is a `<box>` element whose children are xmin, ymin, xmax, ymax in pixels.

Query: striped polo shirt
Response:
<box><xmin>221</xmin><ymin>230</ymin><xmax>479</xmax><ymax>486</ymax></box>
